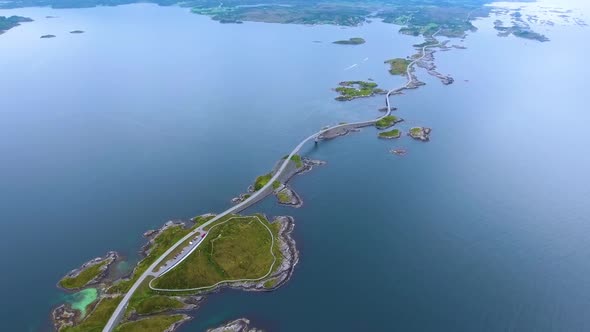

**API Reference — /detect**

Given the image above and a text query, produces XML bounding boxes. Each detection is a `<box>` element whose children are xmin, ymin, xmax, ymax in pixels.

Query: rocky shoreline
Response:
<box><xmin>207</xmin><ymin>317</ymin><xmax>262</xmax><ymax>332</ymax></box>
<box><xmin>51</xmin><ymin>214</ymin><xmax>298</xmax><ymax>331</ymax></box>
<box><xmin>232</xmin><ymin>157</ymin><xmax>325</xmax><ymax>209</ymax></box>
<box><xmin>57</xmin><ymin>251</ymin><xmax>118</xmax><ymax>291</ymax></box>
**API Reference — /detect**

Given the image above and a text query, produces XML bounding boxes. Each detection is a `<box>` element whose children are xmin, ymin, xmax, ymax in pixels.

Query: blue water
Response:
<box><xmin>1</xmin><ymin>2</ymin><xmax>589</xmax><ymax>331</ymax></box>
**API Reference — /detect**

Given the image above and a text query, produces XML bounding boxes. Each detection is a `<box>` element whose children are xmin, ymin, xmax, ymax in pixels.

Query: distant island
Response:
<box><xmin>0</xmin><ymin>15</ymin><xmax>32</xmax><ymax>34</ymax></box>
<box><xmin>40</xmin><ymin>34</ymin><xmax>56</xmax><ymax>38</ymax></box>
<box><xmin>70</xmin><ymin>30</ymin><xmax>84</xmax><ymax>34</ymax></box>
<box><xmin>333</xmin><ymin>37</ymin><xmax>365</xmax><ymax>45</ymax></box>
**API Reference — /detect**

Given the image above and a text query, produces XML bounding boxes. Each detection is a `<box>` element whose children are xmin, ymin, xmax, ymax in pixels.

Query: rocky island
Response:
<box><xmin>40</xmin><ymin>34</ymin><xmax>56</xmax><ymax>38</ymax></box>
<box><xmin>378</xmin><ymin>129</ymin><xmax>402</xmax><ymax>139</ymax></box>
<box><xmin>334</xmin><ymin>80</ymin><xmax>387</xmax><ymax>101</ymax></box>
<box><xmin>232</xmin><ymin>154</ymin><xmax>325</xmax><ymax>209</ymax></box>
<box><xmin>59</xmin><ymin>251</ymin><xmax>118</xmax><ymax>290</ymax></box>
<box><xmin>409</xmin><ymin>127</ymin><xmax>432</xmax><ymax>141</ymax></box>
<box><xmin>207</xmin><ymin>318</ymin><xmax>262</xmax><ymax>332</ymax></box>
<box><xmin>70</xmin><ymin>30</ymin><xmax>85</xmax><ymax>34</ymax></box>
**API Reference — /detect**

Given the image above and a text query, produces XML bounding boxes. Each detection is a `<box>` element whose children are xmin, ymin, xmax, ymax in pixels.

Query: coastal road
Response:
<box><xmin>102</xmin><ymin>31</ymin><xmax>441</xmax><ymax>332</ymax></box>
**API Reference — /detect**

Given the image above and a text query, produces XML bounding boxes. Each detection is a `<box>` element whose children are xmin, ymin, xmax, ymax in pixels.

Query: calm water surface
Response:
<box><xmin>0</xmin><ymin>2</ymin><xmax>589</xmax><ymax>331</ymax></box>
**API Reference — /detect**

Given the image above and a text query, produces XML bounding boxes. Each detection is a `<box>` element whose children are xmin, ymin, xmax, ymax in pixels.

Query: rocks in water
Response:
<box><xmin>408</xmin><ymin>127</ymin><xmax>432</xmax><ymax>141</ymax></box>
<box><xmin>390</xmin><ymin>149</ymin><xmax>407</xmax><ymax>156</ymax></box>
<box><xmin>52</xmin><ymin>304</ymin><xmax>81</xmax><ymax>331</ymax></box>
<box><xmin>207</xmin><ymin>318</ymin><xmax>262</xmax><ymax>332</ymax></box>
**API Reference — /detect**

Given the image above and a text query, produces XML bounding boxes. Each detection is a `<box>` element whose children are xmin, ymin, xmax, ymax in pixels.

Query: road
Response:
<box><xmin>102</xmin><ymin>31</ymin><xmax>441</xmax><ymax>332</ymax></box>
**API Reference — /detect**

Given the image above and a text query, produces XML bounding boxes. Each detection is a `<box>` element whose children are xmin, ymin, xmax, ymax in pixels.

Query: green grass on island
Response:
<box><xmin>59</xmin><ymin>261</ymin><xmax>107</xmax><ymax>290</ymax></box>
<box><xmin>63</xmin><ymin>296</ymin><xmax>122</xmax><ymax>332</ymax></box>
<box><xmin>333</xmin><ymin>37</ymin><xmax>365</xmax><ymax>45</ymax></box>
<box><xmin>378</xmin><ymin>129</ymin><xmax>401</xmax><ymax>138</ymax></box>
<box><xmin>115</xmin><ymin>314</ymin><xmax>186</xmax><ymax>332</ymax></box>
<box><xmin>335</xmin><ymin>81</ymin><xmax>386</xmax><ymax>101</ymax></box>
<box><xmin>281</xmin><ymin>154</ymin><xmax>303</xmax><ymax>168</ymax></box>
<box><xmin>254</xmin><ymin>173</ymin><xmax>272</xmax><ymax>191</ymax></box>
<box><xmin>272</xmin><ymin>180</ymin><xmax>281</xmax><ymax>190</ymax></box>
<box><xmin>126</xmin><ymin>279</ymin><xmax>184</xmax><ymax>316</ymax></box>
<box><xmin>277</xmin><ymin>191</ymin><xmax>291</xmax><ymax>203</ymax></box>
<box><xmin>384</xmin><ymin>58</ymin><xmax>412</xmax><ymax>75</ymax></box>
<box><xmin>375</xmin><ymin>115</ymin><xmax>400</xmax><ymax>129</ymax></box>
<box><xmin>108</xmin><ymin>225</ymin><xmax>190</xmax><ymax>294</ymax></box>
<box><xmin>152</xmin><ymin>215</ymin><xmax>281</xmax><ymax>290</ymax></box>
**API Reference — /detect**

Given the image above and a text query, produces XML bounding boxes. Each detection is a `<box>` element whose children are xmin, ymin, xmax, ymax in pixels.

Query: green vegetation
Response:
<box><xmin>59</xmin><ymin>262</ymin><xmax>107</xmax><ymax>290</ymax></box>
<box><xmin>378</xmin><ymin>129</ymin><xmax>401</xmax><ymax>139</ymax></box>
<box><xmin>384</xmin><ymin>58</ymin><xmax>411</xmax><ymax>76</ymax></box>
<box><xmin>108</xmin><ymin>225</ymin><xmax>190</xmax><ymax>294</ymax></box>
<box><xmin>410</xmin><ymin>127</ymin><xmax>423</xmax><ymax>136</ymax></box>
<box><xmin>333</xmin><ymin>37</ymin><xmax>365</xmax><ymax>45</ymax></box>
<box><xmin>0</xmin><ymin>15</ymin><xmax>32</xmax><ymax>33</ymax></box>
<box><xmin>115</xmin><ymin>314</ymin><xmax>185</xmax><ymax>332</ymax></box>
<box><xmin>59</xmin><ymin>263</ymin><xmax>106</xmax><ymax>290</ymax></box>
<box><xmin>254</xmin><ymin>173</ymin><xmax>272</xmax><ymax>191</ymax></box>
<box><xmin>290</xmin><ymin>154</ymin><xmax>303</xmax><ymax>168</ymax></box>
<box><xmin>334</xmin><ymin>81</ymin><xmax>386</xmax><ymax>101</ymax></box>
<box><xmin>153</xmin><ymin>215</ymin><xmax>281</xmax><ymax>290</ymax></box>
<box><xmin>277</xmin><ymin>191</ymin><xmax>291</xmax><ymax>204</ymax></box>
<box><xmin>127</xmin><ymin>279</ymin><xmax>183</xmax><ymax>316</ymax></box>
<box><xmin>263</xmin><ymin>278</ymin><xmax>278</xmax><ymax>289</ymax></box>
<box><xmin>375</xmin><ymin>115</ymin><xmax>400</xmax><ymax>129</ymax></box>
<box><xmin>63</xmin><ymin>296</ymin><xmax>121</xmax><ymax>332</ymax></box>
<box><xmin>192</xmin><ymin>214</ymin><xmax>215</xmax><ymax>228</ymax></box>
<box><xmin>272</xmin><ymin>180</ymin><xmax>281</xmax><ymax>190</ymax></box>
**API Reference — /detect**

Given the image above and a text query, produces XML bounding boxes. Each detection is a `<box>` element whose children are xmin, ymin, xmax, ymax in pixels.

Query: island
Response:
<box><xmin>40</xmin><ymin>34</ymin><xmax>56</xmax><ymax>38</ymax></box>
<box><xmin>409</xmin><ymin>127</ymin><xmax>432</xmax><ymax>141</ymax></box>
<box><xmin>70</xmin><ymin>30</ymin><xmax>85</xmax><ymax>34</ymax></box>
<box><xmin>385</xmin><ymin>58</ymin><xmax>412</xmax><ymax>76</ymax></box>
<box><xmin>334</xmin><ymin>80</ymin><xmax>387</xmax><ymax>101</ymax></box>
<box><xmin>0</xmin><ymin>15</ymin><xmax>32</xmax><ymax>34</ymax></box>
<box><xmin>232</xmin><ymin>154</ymin><xmax>324</xmax><ymax>208</ymax></box>
<box><xmin>333</xmin><ymin>37</ymin><xmax>365</xmax><ymax>45</ymax></box>
<box><xmin>375</xmin><ymin>115</ymin><xmax>403</xmax><ymax>130</ymax></box>
<box><xmin>378</xmin><ymin>129</ymin><xmax>402</xmax><ymax>139</ymax></box>
<box><xmin>51</xmin><ymin>214</ymin><xmax>298</xmax><ymax>332</ymax></box>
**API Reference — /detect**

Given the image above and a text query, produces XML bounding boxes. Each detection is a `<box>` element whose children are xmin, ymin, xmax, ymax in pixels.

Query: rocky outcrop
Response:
<box><xmin>409</xmin><ymin>127</ymin><xmax>432</xmax><ymax>141</ymax></box>
<box><xmin>58</xmin><ymin>251</ymin><xmax>118</xmax><ymax>290</ymax></box>
<box><xmin>207</xmin><ymin>318</ymin><xmax>263</xmax><ymax>332</ymax></box>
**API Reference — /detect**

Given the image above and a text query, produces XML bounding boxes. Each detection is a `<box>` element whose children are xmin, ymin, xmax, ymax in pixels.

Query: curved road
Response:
<box><xmin>102</xmin><ymin>32</ymin><xmax>441</xmax><ymax>332</ymax></box>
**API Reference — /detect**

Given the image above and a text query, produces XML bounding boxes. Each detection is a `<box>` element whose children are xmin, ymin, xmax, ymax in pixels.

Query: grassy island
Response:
<box><xmin>378</xmin><ymin>129</ymin><xmax>401</xmax><ymax>139</ymax></box>
<box><xmin>152</xmin><ymin>215</ymin><xmax>281</xmax><ymax>290</ymax></box>
<box><xmin>0</xmin><ymin>15</ymin><xmax>32</xmax><ymax>34</ymax></box>
<box><xmin>59</xmin><ymin>262</ymin><xmax>107</xmax><ymax>290</ymax></box>
<box><xmin>375</xmin><ymin>115</ymin><xmax>401</xmax><ymax>129</ymax></box>
<box><xmin>333</xmin><ymin>37</ymin><xmax>365</xmax><ymax>45</ymax></box>
<box><xmin>334</xmin><ymin>81</ymin><xmax>386</xmax><ymax>101</ymax></box>
<box><xmin>385</xmin><ymin>58</ymin><xmax>412</xmax><ymax>75</ymax></box>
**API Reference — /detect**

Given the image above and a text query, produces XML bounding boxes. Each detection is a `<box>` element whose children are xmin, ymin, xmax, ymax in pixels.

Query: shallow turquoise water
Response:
<box><xmin>63</xmin><ymin>288</ymin><xmax>98</xmax><ymax>316</ymax></box>
<box><xmin>0</xmin><ymin>2</ymin><xmax>589</xmax><ymax>331</ymax></box>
